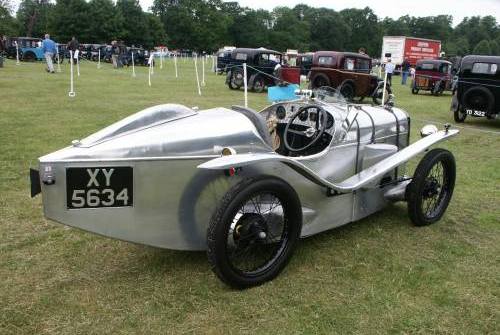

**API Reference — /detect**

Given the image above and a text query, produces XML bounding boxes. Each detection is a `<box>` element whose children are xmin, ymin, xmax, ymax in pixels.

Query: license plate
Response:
<box><xmin>66</xmin><ymin>167</ymin><xmax>133</xmax><ymax>209</ymax></box>
<box><xmin>466</xmin><ymin>109</ymin><xmax>486</xmax><ymax>117</ymax></box>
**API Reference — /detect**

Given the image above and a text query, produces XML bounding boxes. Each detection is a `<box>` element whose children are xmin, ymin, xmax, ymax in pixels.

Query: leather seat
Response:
<box><xmin>231</xmin><ymin>105</ymin><xmax>273</xmax><ymax>148</ymax></box>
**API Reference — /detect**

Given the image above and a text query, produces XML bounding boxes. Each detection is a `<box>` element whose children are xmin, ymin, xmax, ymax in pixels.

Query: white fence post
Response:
<box><xmin>194</xmin><ymin>56</ymin><xmax>202</xmax><ymax>96</ymax></box>
<box><xmin>68</xmin><ymin>50</ymin><xmax>76</xmax><ymax>97</ymax></box>
<box><xmin>243</xmin><ymin>63</ymin><xmax>248</xmax><ymax>108</ymax></box>
<box><xmin>381</xmin><ymin>71</ymin><xmax>388</xmax><ymax>106</ymax></box>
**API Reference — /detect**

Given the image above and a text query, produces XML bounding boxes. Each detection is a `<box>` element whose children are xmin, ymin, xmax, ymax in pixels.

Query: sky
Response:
<box><xmin>8</xmin><ymin>0</ymin><xmax>500</xmax><ymax>26</ymax></box>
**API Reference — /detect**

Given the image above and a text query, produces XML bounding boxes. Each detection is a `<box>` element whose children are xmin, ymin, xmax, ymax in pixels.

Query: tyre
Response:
<box><xmin>22</xmin><ymin>52</ymin><xmax>36</xmax><ymax>62</ymax></box>
<box><xmin>312</xmin><ymin>74</ymin><xmax>330</xmax><ymax>89</ymax></box>
<box><xmin>406</xmin><ymin>149</ymin><xmax>456</xmax><ymax>226</ymax></box>
<box><xmin>339</xmin><ymin>82</ymin><xmax>355</xmax><ymax>101</ymax></box>
<box><xmin>228</xmin><ymin>69</ymin><xmax>244</xmax><ymax>90</ymax></box>
<box><xmin>462</xmin><ymin>86</ymin><xmax>495</xmax><ymax>114</ymax></box>
<box><xmin>432</xmin><ymin>81</ymin><xmax>444</xmax><ymax>96</ymax></box>
<box><xmin>372</xmin><ymin>84</ymin><xmax>391</xmax><ymax>105</ymax></box>
<box><xmin>252</xmin><ymin>76</ymin><xmax>265</xmax><ymax>93</ymax></box>
<box><xmin>207</xmin><ymin>176</ymin><xmax>302</xmax><ymax>289</ymax></box>
<box><xmin>451</xmin><ymin>92</ymin><xmax>466</xmax><ymax>122</ymax></box>
<box><xmin>411</xmin><ymin>87</ymin><xmax>419</xmax><ymax>94</ymax></box>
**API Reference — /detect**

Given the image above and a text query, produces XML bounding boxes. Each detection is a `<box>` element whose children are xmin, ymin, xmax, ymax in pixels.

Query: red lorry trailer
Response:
<box><xmin>381</xmin><ymin>36</ymin><xmax>442</xmax><ymax>72</ymax></box>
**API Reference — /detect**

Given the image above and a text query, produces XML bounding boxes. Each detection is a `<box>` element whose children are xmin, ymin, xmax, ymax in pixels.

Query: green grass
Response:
<box><xmin>0</xmin><ymin>58</ymin><xmax>499</xmax><ymax>334</ymax></box>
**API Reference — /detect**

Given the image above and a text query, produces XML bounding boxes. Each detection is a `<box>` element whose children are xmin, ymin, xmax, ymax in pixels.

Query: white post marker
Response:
<box><xmin>131</xmin><ymin>51</ymin><xmax>136</xmax><ymax>78</ymax></box>
<box><xmin>56</xmin><ymin>45</ymin><xmax>61</xmax><ymax>73</ymax></box>
<box><xmin>148</xmin><ymin>53</ymin><xmax>154</xmax><ymax>86</ymax></box>
<box><xmin>160</xmin><ymin>48</ymin><xmax>163</xmax><ymax>69</ymax></box>
<box><xmin>243</xmin><ymin>62</ymin><xmax>248</xmax><ymax>108</ymax></box>
<box><xmin>201</xmin><ymin>56</ymin><xmax>206</xmax><ymax>86</ymax></box>
<box><xmin>74</xmin><ymin>49</ymin><xmax>80</xmax><ymax>77</ymax></box>
<box><xmin>194</xmin><ymin>56</ymin><xmax>202</xmax><ymax>96</ymax></box>
<box><xmin>174</xmin><ymin>54</ymin><xmax>178</xmax><ymax>78</ymax></box>
<box><xmin>15</xmin><ymin>41</ymin><xmax>20</xmax><ymax>65</ymax></box>
<box><xmin>381</xmin><ymin>71</ymin><xmax>388</xmax><ymax>106</ymax></box>
<box><xmin>68</xmin><ymin>50</ymin><xmax>76</xmax><ymax>97</ymax></box>
<box><xmin>97</xmin><ymin>49</ymin><xmax>101</xmax><ymax>69</ymax></box>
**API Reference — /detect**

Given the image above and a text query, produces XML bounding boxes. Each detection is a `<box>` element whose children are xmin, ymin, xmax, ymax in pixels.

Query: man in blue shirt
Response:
<box><xmin>42</xmin><ymin>34</ymin><xmax>56</xmax><ymax>73</ymax></box>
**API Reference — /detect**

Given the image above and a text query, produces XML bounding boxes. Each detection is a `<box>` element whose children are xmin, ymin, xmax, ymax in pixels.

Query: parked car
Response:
<box><xmin>451</xmin><ymin>55</ymin><xmax>500</xmax><ymax>122</ymax></box>
<box><xmin>297</xmin><ymin>52</ymin><xmax>313</xmax><ymax>76</ymax></box>
<box><xmin>30</xmin><ymin>89</ymin><xmax>458</xmax><ymax>288</ymax></box>
<box><xmin>6</xmin><ymin>37</ymin><xmax>44</xmax><ymax>61</ymax></box>
<box><xmin>124</xmin><ymin>47</ymin><xmax>148</xmax><ymax>66</ymax></box>
<box><xmin>411</xmin><ymin>59</ymin><xmax>453</xmax><ymax>95</ymax></box>
<box><xmin>226</xmin><ymin>48</ymin><xmax>290</xmax><ymax>93</ymax></box>
<box><xmin>308</xmin><ymin>51</ymin><xmax>390</xmax><ymax>104</ymax></box>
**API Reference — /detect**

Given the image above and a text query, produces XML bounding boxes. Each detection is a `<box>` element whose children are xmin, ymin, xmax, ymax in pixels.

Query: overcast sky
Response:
<box><xmin>9</xmin><ymin>0</ymin><xmax>500</xmax><ymax>26</ymax></box>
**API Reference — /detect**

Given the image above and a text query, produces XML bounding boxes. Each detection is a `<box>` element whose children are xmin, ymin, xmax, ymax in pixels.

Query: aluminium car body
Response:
<box><xmin>31</xmin><ymin>92</ymin><xmax>458</xmax><ymax>288</ymax></box>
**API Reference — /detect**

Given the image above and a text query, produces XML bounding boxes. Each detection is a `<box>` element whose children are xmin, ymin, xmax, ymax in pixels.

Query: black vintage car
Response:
<box><xmin>451</xmin><ymin>55</ymin><xmax>500</xmax><ymax>122</ymax></box>
<box><xmin>225</xmin><ymin>48</ymin><xmax>283</xmax><ymax>92</ymax></box>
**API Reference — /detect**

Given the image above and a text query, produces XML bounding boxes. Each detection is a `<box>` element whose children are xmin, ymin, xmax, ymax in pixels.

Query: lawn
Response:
<box><xmin>0</xmin><ymin>58</ymin><xmax>499</xmax><ymax>334</ymax></box>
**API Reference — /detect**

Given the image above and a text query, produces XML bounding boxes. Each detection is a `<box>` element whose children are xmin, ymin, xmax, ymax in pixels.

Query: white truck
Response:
<box><xmin>381</xmin><ymin>36</ymin><xmax>442</xmax><ymax>72</ymax></box>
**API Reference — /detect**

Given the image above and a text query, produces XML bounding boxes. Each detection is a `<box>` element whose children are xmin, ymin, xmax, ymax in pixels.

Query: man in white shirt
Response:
<box><xmin>384</xmin><ymin>58</ymin><xmax>395</xmax><ymax>86</ymax></box>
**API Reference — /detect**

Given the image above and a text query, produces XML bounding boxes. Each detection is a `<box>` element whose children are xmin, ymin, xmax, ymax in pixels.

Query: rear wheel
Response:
<box><xmin>340</xmin><ymin>83</ymin><xmax>355</xmax><ymax>101</ymax></box>
<box><xmin>373</xmin><ymin>84</ymin><xmax>391</xmax><ymax>105</ymax></box>
<box><xmin>406</xmin><ymin>149</ymin><xmax>456</xmax><ymax>226</ymax></box>
<box><xmin>312</xmin><ymin>74</ymin><xmax>330</xmax><ymax>89</ymax></box>
<box><xmin>462</xmin><ymin>86</ymin><xmax>494</xmax><ymax>115</ymax></box>
<box><xmin>207</xmin><ymin>176</ymin><xmax>302</xmax><ymax>289</ymax></box>
<box><xmin>22</xmin><ymin>51</ymin><xmax>36</xmax><ymax>62</ymax></box>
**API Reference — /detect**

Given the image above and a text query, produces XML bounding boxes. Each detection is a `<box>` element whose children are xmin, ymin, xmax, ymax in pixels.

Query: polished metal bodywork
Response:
<box><xmin>35</xmin><ymin>100</ymin><xmax>458</xmax><ymax>250</ymax></box>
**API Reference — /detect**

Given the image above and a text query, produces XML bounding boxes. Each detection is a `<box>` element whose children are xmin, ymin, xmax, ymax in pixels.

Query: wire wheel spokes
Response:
<box><xmin>226</xmin><ymin>193</ymin><xmax>288</xmax><ymax>274</ymax></box>
<box><xmin>421</xmin><ymin>161</ymin><xmax>447</xmax><ymax>218</ymax></box>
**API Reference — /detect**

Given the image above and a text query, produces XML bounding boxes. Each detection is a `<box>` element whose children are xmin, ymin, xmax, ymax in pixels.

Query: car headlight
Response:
<box><xmin>420</xmin><ymin>124</ymin><xmax>438</xmax><ymax>137</ymax></box>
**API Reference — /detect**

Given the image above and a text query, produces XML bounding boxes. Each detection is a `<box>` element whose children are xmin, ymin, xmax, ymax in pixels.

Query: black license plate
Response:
<box><xmin>66</xmin><ymin>167</ymin><xmax>133</xmax><ymax>209</ymax></box>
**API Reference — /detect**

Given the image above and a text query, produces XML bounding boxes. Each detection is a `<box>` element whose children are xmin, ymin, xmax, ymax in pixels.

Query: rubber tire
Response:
<box><xmin>252</xmin><ymin>76</ymin><xmax>265</xmax><ymax>93</ymax></box>
<box><xmin>23</xmin><ymin>52</ymin><xmax>35</xmax><ymax>62</ymax></box>
<box><xmin>312</xmin><ymin>74</ymin><xmax>330</xmax><ymax>89</ymax></box>
<box><xmin>407</xmin><ymin>149</ymin><xmax>456</xmax><ymax>226</ymax></box>
<box><xmin>372</xmin><ymin>84</ymin><xmax>391</xmax><ymax>105</ymax></box>
<box><xmin>228</xmin><ymin>69</ymin><xmax>243</xmax><ymax>90</ymax></box>
<box><xmin>411</xmin><ymin>87</ymin><xmax>419</xmax><ymax>94</ymax></box>
<box><xmin>207</xmin><ymin>176</ymin><xmax>302</xmax><ymax>289</ymax></box>
<box><xmin>340</xmin><ymin>82</ymin><xmax>355</xmax><ymax>101</ymax></box>
<box><xmin>451</xmin><ymin>92</ymin><xmax>466</xmax><ymax>123</ymax></box>
<box><xmin>462</xmin><ymin>86</ymin><xmax>495</xmax><ymax>114</ymax></box>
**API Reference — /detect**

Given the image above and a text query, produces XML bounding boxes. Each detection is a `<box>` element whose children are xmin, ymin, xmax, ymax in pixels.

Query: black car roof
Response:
<box><xmin>461</xmin><ymin>55</ymin><xmax>500</xmax><ymax>66</ymax></box>
<box><xmin>232</xmin><ymin>48</ymin><xmax>282</xmax><ymax>57</ymax></box>
<box><xmin>416</xmin><ymin>59</ymin><xmax>452</xmax><ymax>65</ymax></box>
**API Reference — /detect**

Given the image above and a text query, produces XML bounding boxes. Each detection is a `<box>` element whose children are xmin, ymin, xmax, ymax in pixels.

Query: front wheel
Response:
<box><xmin>207</xmin><ymin>176</ymin><xmax>302</xmax><ymax>289</ymax></box>
<box><xmin>406</xmin><ymin>149</ymin><xmax>456</xmax><ymax>226</ymax></box>
<box><xmin>252</xmin><ymin>76</ymin><xmax>265</xmax><ymax>93</ymax></box>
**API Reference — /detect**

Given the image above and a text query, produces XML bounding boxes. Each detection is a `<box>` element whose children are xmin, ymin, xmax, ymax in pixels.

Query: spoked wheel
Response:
<box><xmin>229</xmin><ymin>70</ymin><xmax>244</xmax><ymax>90</ymax></box>
<box><xmin>252</xmin><ymin>76</ymin><xmax>265</xmax><ymax>93</ymax></box>
<box><xmin>407</xmin><ymin>149</ymin><xmax>456</xmax><ymax>226</ymax></box>
<box><xmin>207</xmin><ymin>177</ymin><xmax>302</xmax><ymax>289</ymax></box>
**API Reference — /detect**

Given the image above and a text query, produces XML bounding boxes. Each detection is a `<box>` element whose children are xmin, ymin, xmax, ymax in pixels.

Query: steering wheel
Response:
<box><xmin>284</xmin><ymin>104</ymin><xmax>328</xmax><ymax>153</ymax></box>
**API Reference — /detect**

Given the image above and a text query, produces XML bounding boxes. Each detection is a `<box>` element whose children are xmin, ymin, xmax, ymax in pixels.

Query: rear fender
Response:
<box><xmin>198</xmin><ymin>129</ymin><xmax>459</xmax><ymax>193</ymax></box>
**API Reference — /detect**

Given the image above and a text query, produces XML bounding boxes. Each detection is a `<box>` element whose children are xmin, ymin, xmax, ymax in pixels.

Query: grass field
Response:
<box><xmin>0</xmin><ymin>58</ymin><xmax>499</xmax><ymax>334</ymax></box>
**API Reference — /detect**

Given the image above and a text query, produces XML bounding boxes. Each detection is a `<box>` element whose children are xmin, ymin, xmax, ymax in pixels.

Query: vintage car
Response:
<box><xmin>225</xmin><ymin>48</ymin><xmax>300</xmax><ymax>93</ymax></box>
<box><xmin>308</xmin><ymin>51</ymin><xmax>390</xmax><ymax>104</ymax></box>
<box><xmin>31</xmin><ymin>89</ymin><xmax>458</xmax><ymax>289</ymax></box>
<box><xmin>412</xmin><ymin>59</ymin><xmax>453</xmax><ymax>95</ymax></box>
<box><xmin>216</xmin><ymin>48</ymin><xmax>234</xmax><ymax>74</ymax></box>
<box><xmin>6</xmin><ymin>37</ymin><xmax>44</xmax><ymax>61</ymax></box>
<box><xmin>451</xmin><ymin>55</ymin><xmax>500</xmax><ymax>122</ymax></box>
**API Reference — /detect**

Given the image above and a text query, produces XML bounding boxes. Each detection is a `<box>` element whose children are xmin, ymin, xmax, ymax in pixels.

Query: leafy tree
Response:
<box><xmin>87</xmin><ymin>0</ymin><xmax>124</xmax><ymax>44</ymax></box>
<box><xmin>228</xmin><ymin>9</ymin><xmax>271</xmax><ymax>48</ymax></box>
<box><xmin>309</xmin><ymin>9</ymin><xmax>350</xmax><ymax>51</ymax></box>
<box><xmin>50</xmin><ymin>0</ymin><xmax>90</xmax><ymax>42</ymax></box>
<box><xmin>0</xmin><ymin>0</ymin><xmax>19</xmax><ymax>36</ymax></box>
<box><xmin>473</xmin><ymin>39</ymin><xmax>491</xmax><ymax>55</ymax></box>
<box><xmin>269</xmin><ymin>6</ymin><xmax>310</xmax><ymax>52</ymax></box>
<box><xmin>340</xmin><ymin>7</ymin><xmax>380</xmax><ymax>56</ymax></box>
<box><xmin>16</xmin><ymin>0</ymin><xmax>53</xmax><ymax>37</ymax></box>
<box><xmin>488</xmin><ymin>39</ymin><xmax>499</xmax><ymax>55</ymax></box>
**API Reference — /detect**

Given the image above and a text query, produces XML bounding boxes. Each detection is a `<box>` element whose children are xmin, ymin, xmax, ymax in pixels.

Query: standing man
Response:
<box><xmin>42</xmin><ymin>34</ymin><xmax>56</xmax><ymax>73</ymax></box>
<box><xmin>401</xmin><ymin>58</ymin><xmax>411</xmax><ymax>85</ymax></box>
<box><xmin>67</xmin><ymin>36</ymin><xmax>79</xmax><ymax>64</ymax></box>
<box><xmin>385</xmin><ymin>58</ymin><xmax>395</xmax><ymax>86</ymax></box>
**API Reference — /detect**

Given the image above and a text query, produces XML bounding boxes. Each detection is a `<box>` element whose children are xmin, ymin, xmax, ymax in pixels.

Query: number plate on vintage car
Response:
<box><xmin>66</xmin><ymin>167</ymin><xmax>133</xmax><ymax>209</ymax></box>
<box><xmin>466</xmin><ymin>109</ymin><xmax>486</xmax><ymax>117</ymax></box>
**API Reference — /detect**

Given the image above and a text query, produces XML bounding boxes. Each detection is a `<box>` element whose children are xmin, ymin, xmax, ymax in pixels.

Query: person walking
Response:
<box><xmin>42</xmin><ymin>34</ymin><xmax>56</xmax><ymax>73</ymax></box>
<box><xmin>384</xmin><ymin>58</ymin><xmax>395</xmax><ymax>86</ymax></box>
<box><xmin>111</xmin><ymin>40</ymin><xmax>119</xmax><ymax>68</ymax></box>
<box><xmin>67</xmin><ymin>36</ymin><xmax>79</xmax><ymax>64</ymax></box>
<box><xmin>401</xmin><ymin>58</ymin><xmax>411</xmax><ymax>85</ymax></box>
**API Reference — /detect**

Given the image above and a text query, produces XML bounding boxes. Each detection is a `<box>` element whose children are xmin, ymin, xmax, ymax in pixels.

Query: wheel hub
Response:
<box><xmin>423</xmin><ymin>178</ymin><xmax>440</xmax><ymax>198</ymax></box>
<box><xmin>233</xmin><ymin>213</ymin><xmax>267</xmax><ymax>242</ymax></box>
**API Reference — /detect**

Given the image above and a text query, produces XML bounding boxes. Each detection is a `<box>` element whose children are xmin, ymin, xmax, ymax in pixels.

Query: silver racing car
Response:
<box><xmin>31</xmin><ymin>89</ymin><xmax>458</xmax><ymax>288</ymax></box>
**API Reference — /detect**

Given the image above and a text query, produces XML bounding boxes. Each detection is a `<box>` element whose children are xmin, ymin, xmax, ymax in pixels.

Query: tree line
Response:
<box><xmin>1</xmin><ymin>0</ymin><xmax>499</xmax><ymax>56</ymax></box>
